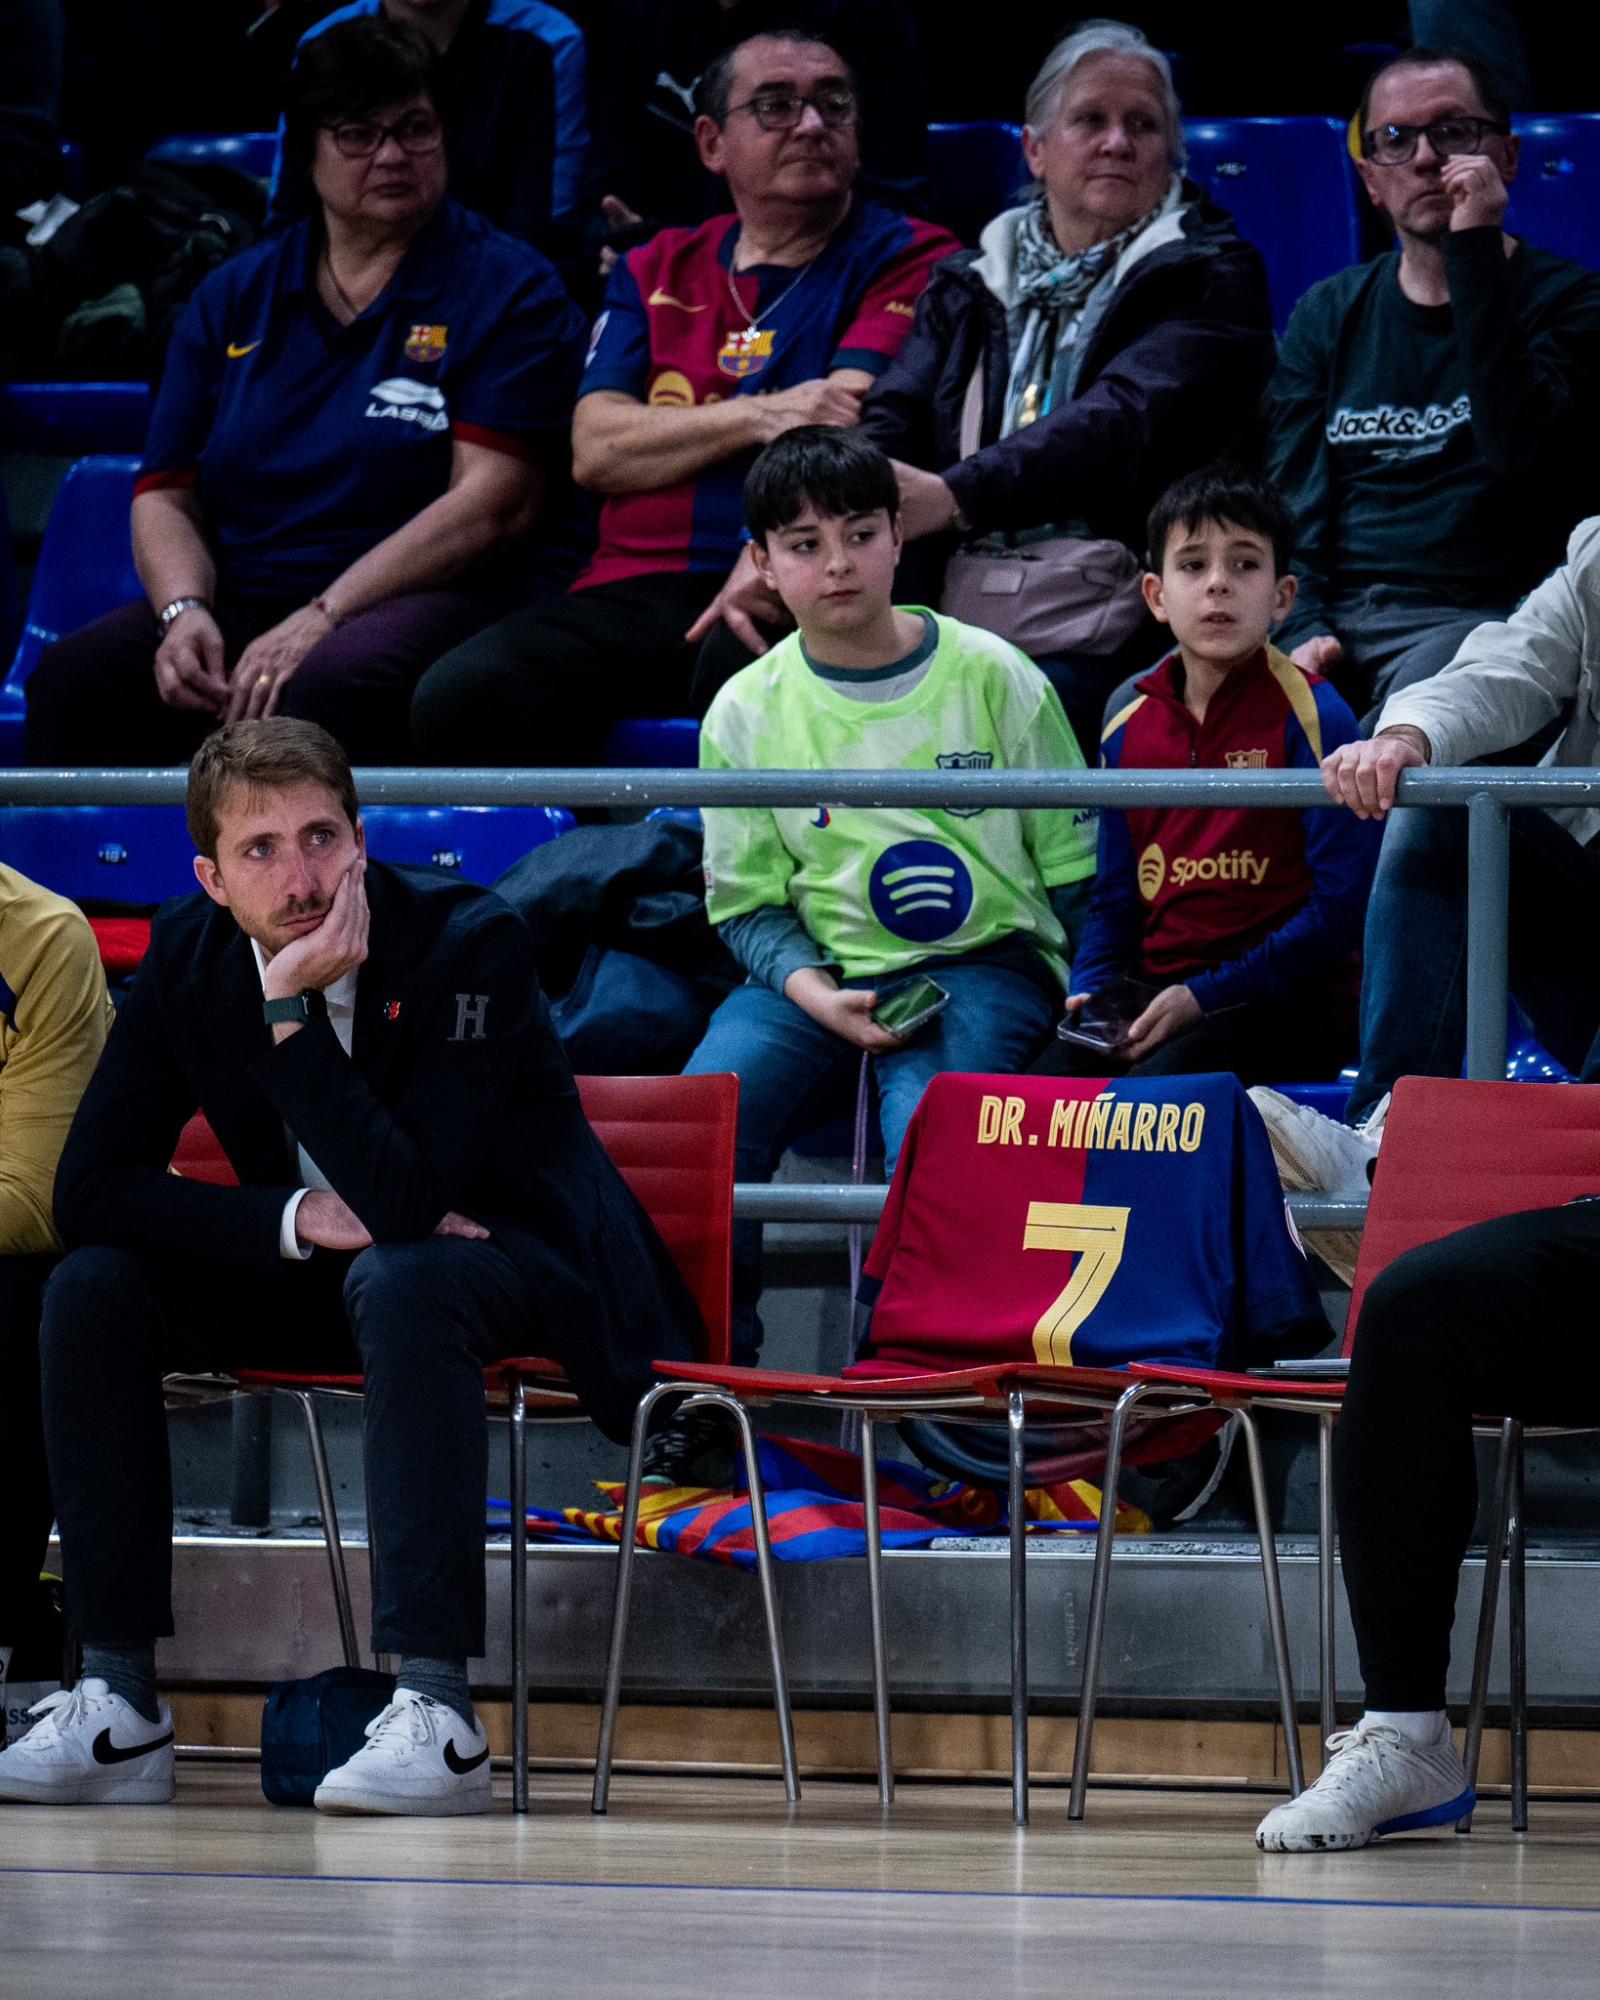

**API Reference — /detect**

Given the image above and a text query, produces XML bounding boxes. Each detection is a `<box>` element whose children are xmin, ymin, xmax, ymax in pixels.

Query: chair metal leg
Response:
<box><xmin>509</xmin><ymin>1382</ymin><xmax>531</xmax><ymax>1815</ymax></box>
<box><xmin>1067</xmin><ymin>1382</ymin><xmax>1146</xmax><ymax>1823</ymax></box>
<box><xmin>1238</xmin><ymin>1408</ymin><xmax>1304</xmax><ymax>1798</ymax></box>
<box><xmin>1460</xmin><ymin>1416</ymin><xmax>1517</xmax><ymax>1831</ymax></box>
<box><xmin>295</xmin><ymin>1391</ymin><xmax>359</xmax><ymax>1670</ymax></box>
<box><xmin>713</xmin><ymin>1392</ymin><xmax>800</xmax><ymax>1803</ymax></box>
<box><xmin>593</xmin><ymin>1379</ymin><xmax>677</xmax><ymax>1814</ymax></box>
<box><xmin>1317</xmin><ymin>1412</ymin><xmax>1337</xmax><ymax>1762</ymax></box>
<box><xmin>858</xmin><ymin>1413</ymin><xmax>894</xmax><ymax>1807</ymax></box>
<box><xmin>1508</xmin><ymin>1427</ymin><xmax>1528</xmax><ymax>1834</ymax></box>
<box><xmin>1007</xmin><ymin>1389</ymin><xmax>1029</xmax><ymax>1828</ymax></box>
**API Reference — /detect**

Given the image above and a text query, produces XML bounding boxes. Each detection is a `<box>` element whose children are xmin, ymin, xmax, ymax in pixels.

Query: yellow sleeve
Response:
<box><xmin>0</xmin><ymin>906</ymin><xmax>113</xmax><ymax>1254</ymax></box>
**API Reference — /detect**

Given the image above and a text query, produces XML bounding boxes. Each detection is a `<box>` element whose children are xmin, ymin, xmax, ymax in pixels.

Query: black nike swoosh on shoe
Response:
<box><xmin>91</xmin><ymin>1727</ymin><xmax>174</xmax><ymax>1765</ymax></box>
<box><xmin>442</xmin><ymin>1740</ymin><xmax>490</xmax><ymax>1775</ymax></box>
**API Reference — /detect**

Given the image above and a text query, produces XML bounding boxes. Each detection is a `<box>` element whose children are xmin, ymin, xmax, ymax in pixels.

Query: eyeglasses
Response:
<box><xmin>1361</xmin><ymin>114</ymin><xmax>1509</xmax><ymax>166</ymax></box>
<box><xmin>724</xmin><ymin>86</ymin><xmax>857</xmax><ymax>132</ymax></box>
<box><xmin>324</xmin><ymin>110</ymin><xmax>444</xmax><ymax>159</ymax></box>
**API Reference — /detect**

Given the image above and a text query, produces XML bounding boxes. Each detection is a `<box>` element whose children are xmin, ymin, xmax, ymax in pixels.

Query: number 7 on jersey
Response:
<box><xmin>1023</xmin><ymin>1201</ymin><xmax>1132</xmax><ymax>1365</ymax></box>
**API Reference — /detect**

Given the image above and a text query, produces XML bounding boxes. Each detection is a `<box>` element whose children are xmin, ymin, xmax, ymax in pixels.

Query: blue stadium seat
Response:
<box><xmin>146</xmin><ymin>132</ymin><xmax>278</xmax><ymax>181</ymax></box>
<box><xmin>927</xmin><ymin>121</ymin><xmax>1024</xmax><ymax>246</ymax></box>
<box><xmin>1</xmin><ymin>454</ymin><xmax>140</xmax><ymax>763</ymax></box>
<box><xmin>1182</xmin><ymin>117</ymin><xmax>1361</xmax><ymax>331</ymax></box>
<box><xmin>0</xmin><ymin>478</ymin><xmax>15</xmax><ymax>660</ymax></box>
<box><xmin>926</xmin><ymin>118</ymin><xmax>1360</xmax><ymax>329</ymax></box>
<box><xmin>603</xmin><ymin>718</ymin><xmax>701</xmax><ymax>767</ymax></box>
<box><xmin>1506</xmin><ymin>116</ymin><xmax>1600</xmax><ymax>269</ymax></box>
<box><xmin>1272</xmin><ymin>1076</ymin><xmax>1356</xmax><ymax>1119</ymax></box>
<box><xmin>58</xmin><ymin>140</ymin><xmax>84</xmax><ymax>199</ymax></box>
<box><xmin>3</xmin><ymin>803</ymin><xmax>573</xmax><ymax>909</ymax></box>
<box><xmin>0</xmin><ymin>382</ymin><xmax>152</xmax><ymax>455</ymax></box>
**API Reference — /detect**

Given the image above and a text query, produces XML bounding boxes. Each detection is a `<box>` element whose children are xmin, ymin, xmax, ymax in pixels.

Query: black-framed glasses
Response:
<box><xmin>1361</xmin><ymin>114</ymin><xmax>1509</xmax><ymax>166</ymax></box>
<box><xmin>725</xmin><ymin>86</ymin><xmax>857</xmax><ymax>132</ymax></box>
<box><xmin>324</xmin><ymin>109</ymin><xmax>444</xmax><ymax>159</ymax></box>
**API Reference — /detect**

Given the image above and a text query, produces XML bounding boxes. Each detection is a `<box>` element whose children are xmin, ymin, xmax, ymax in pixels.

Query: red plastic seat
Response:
<box><xmin>1130</xmin><ymin>1075</ymin><xmax>1600</xmax><ymax>1816</ymax></box>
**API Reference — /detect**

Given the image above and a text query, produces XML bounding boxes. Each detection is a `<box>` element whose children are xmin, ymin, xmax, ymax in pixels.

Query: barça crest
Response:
<box><xmin>404</xmin><ymin>323</ymin><xmax>448</xmax><ymax>364</ymax></box>
<box><xmin>936</xmin><ymin>749</ymin><xmax>994</xmax><ymax>818</ymax></box>
<box><xmin>717</xmin><ymin>327</ymin><xmax>775</xmax><ymax>378</ymax></box>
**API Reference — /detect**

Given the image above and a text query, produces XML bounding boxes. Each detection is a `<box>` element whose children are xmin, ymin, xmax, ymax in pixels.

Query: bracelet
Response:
<box><xmin>156</xmin><ymin>595</ymin><xmax>209</xmax><ymax>634</ymax></box>
<box><xmin>309</xmin><ymin>595</ymin><xmax>344</xmax><ymax>629</ymax></box>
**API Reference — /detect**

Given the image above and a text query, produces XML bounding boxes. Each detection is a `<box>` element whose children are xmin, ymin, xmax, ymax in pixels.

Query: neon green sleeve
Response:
<box><xmin>1007</xmin><ymin>679</ymin><xmax>1099</xmax><ymax>887</ymax></box>
<box><xmin>698</xmin><ymin>694</ymin><xmax>800</xmax><ymax>926</ymax></box>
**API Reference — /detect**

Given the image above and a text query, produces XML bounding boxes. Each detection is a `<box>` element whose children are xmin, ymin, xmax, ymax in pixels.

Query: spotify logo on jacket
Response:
<box><xmin>868</xmin><ymin>841</ymin><xmax>974</xmax><ymax>943</ymax></box>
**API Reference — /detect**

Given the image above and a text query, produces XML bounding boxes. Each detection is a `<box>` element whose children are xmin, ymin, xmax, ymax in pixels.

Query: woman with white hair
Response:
<box><xmin>863</xmin><ymin>19</ymin><xmax>1275</xmax><ymax>743</ymax></box>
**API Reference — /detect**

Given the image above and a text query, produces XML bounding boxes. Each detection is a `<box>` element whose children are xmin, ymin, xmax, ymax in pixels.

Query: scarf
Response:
<box><xmin>1001</xmin><ymin>179</ymin><xmax>1178</xmax><ymax>437</ymax></box>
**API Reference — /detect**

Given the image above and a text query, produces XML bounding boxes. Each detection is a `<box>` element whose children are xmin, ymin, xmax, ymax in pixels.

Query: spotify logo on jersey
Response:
<box><xmin>868</xmin><ymin>841</ymin><xmax>974</xmax><ymax>943</ymax></box>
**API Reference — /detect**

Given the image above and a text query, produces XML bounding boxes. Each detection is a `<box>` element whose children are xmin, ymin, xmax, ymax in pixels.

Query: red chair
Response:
<box><xmin>592</xmin><ymin>1073</ymin><xmax>1304</xmax><ymax>1827</ymax></box>
<box><xmin>1129</xmin><ymin>1075</ymin><xmax>1600</xmax><ymax>1828</ymax></box>
<box><xmin>171</xmin><ymin>1073</ymin><xmax>739</xmax><ymax>1816</ymax></box>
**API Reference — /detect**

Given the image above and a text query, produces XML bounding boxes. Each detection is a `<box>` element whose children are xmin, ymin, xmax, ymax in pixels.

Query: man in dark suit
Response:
<box><xmin>0</xmin><ymin>719</ymin><xmax>697</xmax><ymax>1816</ymax></box>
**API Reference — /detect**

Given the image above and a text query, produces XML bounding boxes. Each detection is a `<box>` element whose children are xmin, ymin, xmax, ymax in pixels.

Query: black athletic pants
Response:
<box><xmin>0</xmin><ymin>1254</ymin><xmax>57</xmax><ymax>1643</ymax></box>
<box><xmin>411</xmin><ymin>573</ymin><xmax>726</xmax><ymax>766</ymax></box>
<box><xmin>1334</xmin><ymin>1200</ymin><xmax>1600</xmax><ymax>1710</ymax></box>
<box><xmin>39</xmin><ymin>1238</ymin><xmax>542</xmax><ymax>1659</ymax></box>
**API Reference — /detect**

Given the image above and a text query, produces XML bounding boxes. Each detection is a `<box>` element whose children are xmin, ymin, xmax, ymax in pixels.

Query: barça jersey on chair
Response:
<box><xmin>575</xmin><ymin>199</ymin><xmax>957</xmax><ymax>590</ymax></box>
<box><xmin>856</xmin><ymin>1071</ymin><xmax>1326</xmax><ymax>1374</ymax></box>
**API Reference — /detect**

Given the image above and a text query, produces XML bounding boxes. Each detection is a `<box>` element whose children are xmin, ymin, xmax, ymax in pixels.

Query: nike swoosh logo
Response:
<box><xmin>647</xmin><ymin>289</ymin><xmax>706</xmax><ymax>313</ymax></box>
<box><xmin>226</xmin><ymin>341</ymin><xmax>261</xmax><ymax>358</ymax></box>
<box><xmin>92</xmin><ymin>1726</ymin><xmax>174</xmax><ymax>1765</ymax></box>
<box><xmin>442</xmin><ymin>1740</ymin><xmax>490</xmax><ymax>1774</ymax></box>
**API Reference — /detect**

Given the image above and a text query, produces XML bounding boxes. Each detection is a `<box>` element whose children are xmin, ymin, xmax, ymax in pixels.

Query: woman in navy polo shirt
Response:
<box><xmin>25</xmin><ymin>17</ymin><xmax>586</xmax><ymax>767</ymax></box>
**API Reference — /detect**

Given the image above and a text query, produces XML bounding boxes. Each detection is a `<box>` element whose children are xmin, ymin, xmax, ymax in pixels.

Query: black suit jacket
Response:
<box><xmin>53</xmin><ymin>862</ymin><xmax>698</xmax><ymax>1440</ymax></box>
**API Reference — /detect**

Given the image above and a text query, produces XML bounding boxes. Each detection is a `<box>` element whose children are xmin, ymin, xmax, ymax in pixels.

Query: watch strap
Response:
<box><xmin>157</xmin><ymin>595</ymin><xmax>210</xmax><ymax>634</ymax></box>
<box><xmin>263</xmin><ymin>990</ymin><xmax>328</xmax><ymax>1027</ymax></box>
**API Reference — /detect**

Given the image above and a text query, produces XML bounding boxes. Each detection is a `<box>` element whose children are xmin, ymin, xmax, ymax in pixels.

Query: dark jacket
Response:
<box><xmin>53</xmin><ymin>861</ymin><xmax>697</xmax><ymax>1441</ymax></box>
<box><xmin>862</xmin><ymin>187</ymin><xmax>1275</xmax><ymax>554</ymax></box>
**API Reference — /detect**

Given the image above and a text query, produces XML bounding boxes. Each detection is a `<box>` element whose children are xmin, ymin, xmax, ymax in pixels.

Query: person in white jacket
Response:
<box><xmin>1250</xmin><ymin>513</ymin><xmax>1600</xmax><ymax>1207</ymax></box>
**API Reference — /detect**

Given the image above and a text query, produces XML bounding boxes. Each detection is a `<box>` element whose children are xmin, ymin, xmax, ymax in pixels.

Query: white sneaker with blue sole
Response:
<box><xmin>1255</xmin><ymin>1716</ymin><xmax>1474</xmax><ymax>1851</ymax></box>
<box><xmin>314</xmin><ymin>1687</ymin><xmax>492</xmax><ymax>1816</ymax></box>
<box><xmin>0</xmin><ymin>1679</ymin><xmax>175</xmax><ymax>1804</ymax></box>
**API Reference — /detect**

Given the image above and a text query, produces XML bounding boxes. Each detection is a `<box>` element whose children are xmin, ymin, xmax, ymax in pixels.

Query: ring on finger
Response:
<box><xmin>256</xmin><ymin>673</ymin><xmax>272</xmax><ymax>690</ymax></box>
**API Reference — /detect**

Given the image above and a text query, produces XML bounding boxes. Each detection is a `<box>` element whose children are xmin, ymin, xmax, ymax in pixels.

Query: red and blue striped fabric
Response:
<box><xmin>496</xmin><ymin>1434</ymin><xmax>1150</xmax><ymax>1571</ymax></box>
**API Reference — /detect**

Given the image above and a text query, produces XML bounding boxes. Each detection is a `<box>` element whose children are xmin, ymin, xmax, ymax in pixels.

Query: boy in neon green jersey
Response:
<box><xmin>666</xmin><ymin>426</ymin><xmax>1097</xmax><ymax>1440</ymax></box>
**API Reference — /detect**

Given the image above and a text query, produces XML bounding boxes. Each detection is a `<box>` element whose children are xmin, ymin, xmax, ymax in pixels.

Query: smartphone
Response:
<box><xmin>1055</xmin><ymin>975</ymin><xmax>1162</xmax><ymax>1052</ymax></box>
<box><xmin>872</xmin><ymin>975</ymin><xmax>950</xmax><ymax>1038</ymax></box>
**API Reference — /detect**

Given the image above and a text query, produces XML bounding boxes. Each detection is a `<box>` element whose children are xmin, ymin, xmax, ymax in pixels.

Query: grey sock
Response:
<box><xmin>397</xmin><ymin>1656</ymin><xmax>475</xmax><ymax>1731</ymax></box>
<box><xmin>80</xmin><ymin>1642</ymin><xmax>160</xmax><ymax>1723</ymax></box>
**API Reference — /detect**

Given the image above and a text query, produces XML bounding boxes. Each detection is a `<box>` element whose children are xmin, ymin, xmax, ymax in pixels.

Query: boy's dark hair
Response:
<box><xmin>694</xmin><ymin>29</ymin><xmax>854</xmax><ymax>123</ymax></box>
<box><xmin>282</xmin><ymin>17</ymin><xmax>438</xmax><ymax>183</ymax></box>
<box><xmin>1145</xmin><ymin>465</ymin><xmax>1296</xmax><ymax>576</ymax></box>
<box><xmin>1356</xmin><ymin>45</ymin><xmax>1511</xmax><ymax>144</ymax></box>
<box><xmin>187</xmin><ymin>718</ymin><xmax>359</xmax><ymax>859</ymax></box>
<box><xmin>744</xmin><ymin>426</ymin><xmax>900</xmax><ymax>544</ymax></box>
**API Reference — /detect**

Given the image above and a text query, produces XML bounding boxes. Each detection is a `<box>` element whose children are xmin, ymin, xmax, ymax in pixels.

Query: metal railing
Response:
<box><xmin>8</xmin><ymin>761</ymin><xmax>1598</xmax><ymax>1236</ymax></box>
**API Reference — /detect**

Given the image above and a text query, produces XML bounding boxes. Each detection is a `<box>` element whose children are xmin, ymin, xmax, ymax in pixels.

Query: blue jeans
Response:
<box><xmin>684</xmin><ymin>960</ymin><xmax>1056</xmax><ymax>1362</ymax></box>
<box><xmin>1350</xmin><ymin>806</ymin><xmax>1600</xmax><ymax>1124</ymax></box>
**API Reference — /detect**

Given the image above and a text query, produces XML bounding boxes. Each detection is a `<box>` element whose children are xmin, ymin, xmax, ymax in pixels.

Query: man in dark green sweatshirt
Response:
<box><xmin>1266</xmin><ymin>46</ymin><xmax>1600</xmax><ymax>721</ymax></box>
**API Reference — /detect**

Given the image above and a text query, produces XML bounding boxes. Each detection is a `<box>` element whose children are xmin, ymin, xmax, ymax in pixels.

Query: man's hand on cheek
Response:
<box><xmin>263</xmin><ymin>859</ymin><xmax>371</xmax><ymax>1002</ymax></box>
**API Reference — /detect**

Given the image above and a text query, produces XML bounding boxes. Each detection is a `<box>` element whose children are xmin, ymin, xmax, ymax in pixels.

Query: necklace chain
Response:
<box><xmin>322</xmin><ymin>246</ymin><xmax>384</xmax><ymax>323</ymax></box>
<box><xmin>724</xmin><ymin>238</ymin><xmax>819</xmax><ymax>336</ymax></box>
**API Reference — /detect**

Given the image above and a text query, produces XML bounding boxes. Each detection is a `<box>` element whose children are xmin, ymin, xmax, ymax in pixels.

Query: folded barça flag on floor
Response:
<box><xmin>492</xmin><ymin>1434</ymin><xmax>1149</xmax><ymax>1570</ymax></box>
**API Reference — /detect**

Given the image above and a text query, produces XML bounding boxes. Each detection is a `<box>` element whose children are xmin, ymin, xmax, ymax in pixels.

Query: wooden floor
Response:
<box><xmin>5</xmin><ymin>1765</ymin><xmax>1600</xmax><ymax>1997</ymax></box>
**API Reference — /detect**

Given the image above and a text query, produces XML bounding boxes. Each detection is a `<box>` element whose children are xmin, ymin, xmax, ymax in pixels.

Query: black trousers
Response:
<box><xmin>40</xmin><ymin>1237</ymin><xmax>541</xmax><ymax>1659</ymax></box>
<box><xmin>1334</xmin><ymin>1201</ymin><xmax>1600</xmax><ymax>1710</ymax></box>
<box><xmin>25</xmin><ymin>588</ymin><xmax>506</xmax><ymax>767</ymax></box>
<box><xmin>1032</xmin><ymin>985</ymin><xmax>1356</xmax><ymax>1086</ymax></box>
<box><xmin>411</xmin><ymin>572</ymin><xmax>724</xmax><ymax>767</ymax></box>
<box><xmin>0</xmin><ymin>1253</ymin><xmax>58</xmax><ymax>1643</ymax></box>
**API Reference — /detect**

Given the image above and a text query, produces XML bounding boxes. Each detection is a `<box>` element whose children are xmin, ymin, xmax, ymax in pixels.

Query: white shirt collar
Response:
<box><xmin>250</xmin><ymin>938</ymin><xmax>360</xmax><ymax>1013</ymax></box>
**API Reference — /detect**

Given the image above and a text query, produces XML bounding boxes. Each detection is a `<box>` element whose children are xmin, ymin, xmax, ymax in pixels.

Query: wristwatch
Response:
<box><xmin>157</xmin><ymin>595</ymin><xmax>210</xmax><ymax>634</ymax></box>
<box><xmin>262</xmin><ymin>990</ymin><xmax>329</xmax><ymax>1027</ymax></box>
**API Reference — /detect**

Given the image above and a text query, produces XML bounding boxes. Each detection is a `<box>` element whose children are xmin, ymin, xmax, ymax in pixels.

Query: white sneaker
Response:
<box><xmin>1248</xmin><ymin>1088</ymin><xmax>1387</xmax><ymax>1193</ymax></box>
<box><xmin>1255</xmin><ymin>1717</ymin><xmax>1473</xmax><ymax>1852</ymax></box>
<box><xmin>0</xmin><ymin>1679</ymin><xmax>175</xmax><ymax>1805</ymax></box>
<box><xmin>314</xmin><ymin>1688</ymin><xmax>492</xmax><ymax>1817</ymax></box>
